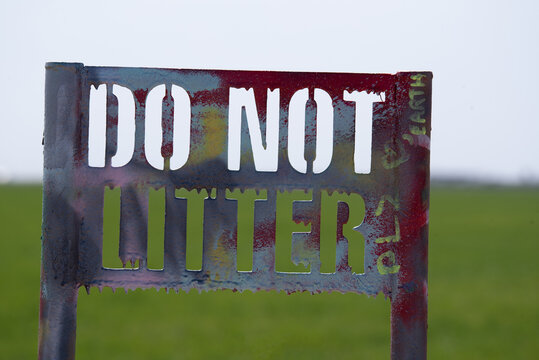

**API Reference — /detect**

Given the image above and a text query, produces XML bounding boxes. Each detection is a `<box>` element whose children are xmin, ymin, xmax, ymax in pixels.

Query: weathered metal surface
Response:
<box><xmin>39</xmin><ymin>63</ymin><xmax>432</xmax><ymax>359</ymax></box>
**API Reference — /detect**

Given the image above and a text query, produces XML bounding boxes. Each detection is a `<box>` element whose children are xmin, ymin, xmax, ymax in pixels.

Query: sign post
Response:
<box><xmin>39</xmin><ymin>63</ymin><xmax>431</xmax><ymax>359</ymax></box>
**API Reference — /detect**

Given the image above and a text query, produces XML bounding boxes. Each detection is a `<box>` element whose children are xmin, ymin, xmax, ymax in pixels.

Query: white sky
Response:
<box><xmin>1</xmin><ymin>0</ymin><xmax>538</xmax><ymax>183</ymax></box>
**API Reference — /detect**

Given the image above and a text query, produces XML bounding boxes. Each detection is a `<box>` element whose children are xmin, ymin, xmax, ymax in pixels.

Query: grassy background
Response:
<box><xmin>0</xmin><ymin>185</ymin><xmax>537</xmax><ymax>359</ymax></box>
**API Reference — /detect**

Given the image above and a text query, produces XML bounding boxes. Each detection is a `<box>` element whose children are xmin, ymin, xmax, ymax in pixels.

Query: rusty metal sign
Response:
<box><xmin>39</xmin><ymin>63</ymin><xmax>432</xmax><ymax>359</ymax></box>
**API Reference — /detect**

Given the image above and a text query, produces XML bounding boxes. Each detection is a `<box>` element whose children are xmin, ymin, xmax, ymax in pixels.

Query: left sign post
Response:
<box><xmin>39</xmin><ymin>63</ymin><xmax>83</xmax><ymax>360</ymax></box>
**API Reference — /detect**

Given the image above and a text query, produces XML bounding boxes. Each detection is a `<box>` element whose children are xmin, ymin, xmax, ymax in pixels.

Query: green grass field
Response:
<box><xmin>0</xmin><ymin>185</ymin><xmax>537</xmax><ymax>359</ymax></box>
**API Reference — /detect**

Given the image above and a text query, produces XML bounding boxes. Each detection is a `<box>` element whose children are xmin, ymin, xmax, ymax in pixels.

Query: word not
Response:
<box><xmin>88</xmin><ymin>85</ymin><xmax>384</xmax><ymax>174</ymax></box>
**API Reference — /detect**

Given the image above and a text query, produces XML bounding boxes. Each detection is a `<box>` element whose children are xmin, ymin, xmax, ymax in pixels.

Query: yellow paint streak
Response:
<box><xmin>375</xmin><ymin>216</ymin><xmax>400</xmax><ymax>244</ymax></box>
<box><xmin>410</xmin><ymin>125</ymin><xmax>426</xmax><ymax>135</ymax></box>
<box><xmin>377</xmin><ymin>251</ymin><xmax>400</xmax><ymax>275</ymax></box>
<box><xmin>375</xmin><ymin>194</ymin><xmax>400</xmax><ymax>216</ymax></box>
<box><xmin>410</xmin><ymin>74</ymin><xmax>427</xmax><ymax>87</ymax></box>
<box><xmin>202</xmin><ymin>107</ymin><xmax>227</xmax><ymax>159</ymax></box>
<box><xmin>381</xmin><ymin>142</ymin><xmax>409</xmax><ymax>169</ymax></box>
<box><xmin>189</xmin><ymin>107</ymin><xmax>227</xmax><ymax>165</ymax></box>
<box><xmin>402</xmin><ymin>133</ymin><xmax>414</xmax><ymax>145</ymax></box>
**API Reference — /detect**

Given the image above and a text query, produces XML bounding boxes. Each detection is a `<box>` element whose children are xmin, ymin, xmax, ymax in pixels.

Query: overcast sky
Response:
<box><xmin>1</xmin><ymin>0</ymin><xmax>537</xmax><ymax>183</ymax></box>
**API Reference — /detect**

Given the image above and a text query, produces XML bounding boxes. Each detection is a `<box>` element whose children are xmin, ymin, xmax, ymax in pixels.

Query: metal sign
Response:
<box><xmin>39</xmin><ymin>63</ymin><xmax>432</xmax><ymax>359</ymax></box>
